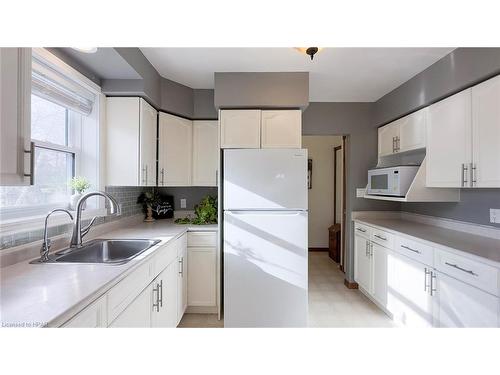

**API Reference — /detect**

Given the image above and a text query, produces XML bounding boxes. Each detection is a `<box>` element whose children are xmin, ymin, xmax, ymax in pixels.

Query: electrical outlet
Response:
<box><xmin>356</xmin><ymin>188</ymin><xmax>366</xmax><ymax>198</ymax></box>
<box><xmin>180</xmin><ymin>199</ymin><xmax>187</xmax><ymax>209</ymax></box>
<box><xmin>490</xmin><ymin>209</ymin><xmax>500</xmax><ymax>224</ymax></box>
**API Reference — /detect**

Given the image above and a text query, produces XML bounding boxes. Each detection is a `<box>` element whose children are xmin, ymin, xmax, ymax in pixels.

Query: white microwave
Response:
<box><xmin>367</xmin><ymin>166</ymin><xmax>419</xmax><ymax>197</ymax></box>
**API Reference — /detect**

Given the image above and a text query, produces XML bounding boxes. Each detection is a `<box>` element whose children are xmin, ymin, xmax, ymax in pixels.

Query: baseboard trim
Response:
<box><xmin>344</xmin><ymin>279</ymin><xmax>359</xmax><ymax>289</ymax></box>
<box><xmin>309</xmin><ymin>247</ymin><xmax>328</xmax><ymax>252</ymax></box>
<box><xmin>185</xmin><ymin>306</ymin><xmax>218</xmax><ymax>314</ymax></box>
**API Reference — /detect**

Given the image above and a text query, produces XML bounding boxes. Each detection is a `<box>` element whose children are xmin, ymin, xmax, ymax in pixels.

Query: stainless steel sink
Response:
<box><xmin>43</xmin><ymin>239</ymin><xmax>160</xmax><ymax>265</ymax></box>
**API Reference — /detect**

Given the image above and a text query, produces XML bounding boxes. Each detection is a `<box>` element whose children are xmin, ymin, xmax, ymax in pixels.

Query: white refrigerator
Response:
<box><xmin>223</xmin><ymin>149</ymin><xmax>308</xmax><ymax>327</ymax></box>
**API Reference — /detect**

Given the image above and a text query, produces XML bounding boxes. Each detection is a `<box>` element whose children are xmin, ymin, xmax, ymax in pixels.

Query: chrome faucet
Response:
<box><xmin>40</xmin><ymin>209</ymin><xmax>74</xmax><ymax>262</ymax></box>
<box><xmin>69</xmin><ymin>191</ymin><xmax>121</xmax><ymax>248</ymax></box>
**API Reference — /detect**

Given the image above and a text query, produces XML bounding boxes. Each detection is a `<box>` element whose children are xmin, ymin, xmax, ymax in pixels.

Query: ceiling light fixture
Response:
<box><xmin>72</xmin><ymin>47</ymin><xmax>98</xmax><ymax>54</ymax></box>
<box><xmin>295</xmin><ymin>47</ymin><xmax>322</xmax><ymax>61</ymax></box>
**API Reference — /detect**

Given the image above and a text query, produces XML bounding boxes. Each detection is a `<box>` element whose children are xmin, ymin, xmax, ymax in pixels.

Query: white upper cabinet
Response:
<box><xmin>426</xmin><ymin>89</ymin><xmax>472</xmax><ymax>188</ymax></box>
<box><xmin>0</xmin><ymin>48</ymin><xmax>32</xmax><ymax>186</ymax></box>
<box><xmin>378</xmin><ymin>108</ymin><xmax>426</xmax><ymax>158</ymax></box>
<box><xmin>378</xmin><ymin>121</ymin><xmax>400</xmax><ymax>157</ymax></box>
<box><xmin>158</xmin><ymin>112</ymin><xmax>192</xmax><ymax>186</ymax></box>
<box><xmin>472</xmin><ymin>75</ymin><xmax>500</xmax><ymax>187</ymax></box>
<box><xmin>192</xmin><ymin>120</ymin><xmax>218</xmax><ymax>186</ymax></box>
<box><xmin>398</xmin><ymin>108</ymin><xmax>427</xmax><ymax>152</ymax></box>
<box><xmin>106</xmin><ymin>97</ymin><xmax>157</xmax><ymax>186</ymax></box>
<box><xmin>139</xmin><ymin>100</ymin><xmax>157</xmax><ymax>186</ymax></box>
<box><xmin>220</xmin><ymin>109</ymin><xmax>261</xmax><ymax>148</ymax></box>
<box><xmin>261</xmin><ymin>110</ymin><xmax>302</xmax><ymax>148</ymax></box>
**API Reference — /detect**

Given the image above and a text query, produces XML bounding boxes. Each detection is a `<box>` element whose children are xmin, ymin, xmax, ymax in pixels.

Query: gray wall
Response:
<box><xmin>214</xmin><ymin>72</ymin><xmax>309</xmax><ymax>109</ymax></box>
<box><xmin>373</xmin><ymin>48</ymin><xmax>500</xmax><ymax>227</ymax></box>
<box><xmin>160</xmin><ymin>78</ymin><xmax>194</xmax><ymax>118</ymax></box>
<box><xmin>46</xmin><ymin>48</ymin><xmax>102</xmax><ymax>85</ymax></box>
<box><xmin>193</xmin><ymin>89</ymin><xmax>217</xmax><ymax>119</ymax></box>
<box><xmin>302</xmin><ymin>103</ymin><xmax>400</xmax><ymax>282</ymax></box>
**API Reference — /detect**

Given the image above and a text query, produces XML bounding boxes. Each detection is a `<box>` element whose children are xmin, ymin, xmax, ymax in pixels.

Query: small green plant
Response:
<box><xmin>175</xmin><ymin>195</ymin><xmax>217</xmax><ymax>225</ymax></box>
<box><xmin>70</xmin><ymin>176</ymin><xmax>91</xmax><ymax>194</ymax></box>
<box><xmin>137</xmin><ymin>191</ymin><xmax>159</xmax><ymax>210</ymax></box>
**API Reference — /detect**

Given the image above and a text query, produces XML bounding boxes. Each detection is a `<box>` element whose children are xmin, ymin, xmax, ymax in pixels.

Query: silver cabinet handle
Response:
<box><xmin>430</xmin><ymin>271</ymin><xmax>437</xmax><ymax>296</ymax></box>
<box><xmin>365</xmin><ymin>241</ymin><xmax>368</xmax><ymax>256</ymax></box>
<box><xmin>152</xmin><ymin>282</ymin><xmax>160</xmax><ymax>312</ymax></box>
<box><xmin>461</xmin><ymin>163</ymin><xmax>469</xmax><ymax>187</ymax></box>
<box><xmin>396</xmin><ymin>136</ymin><xmax>400</xmax><ymax>152</ymax></box>
<box><xmin>471</xmin><ymin>163</ymin><xmax>477</xmax><ymax>186</ymax></box>
<box><xmin>145</xmin><ymin>164</ymin><xmax>148</xmax><ymax>185</ymax></box>
<box><xmin>215</xmin><ymin>170</ymin><xmax>218</xmax><ymax>186</ymax></box>
<box><xmin>179</xmin><ymin>257</ymin><xmax>184</xmax><ymax>275</ymax></box>
<box><xmin>444</xmin><ymin>262</ymin><xmax>478</xmax><ymax>276</ymax></box>
<box><xmin>159</xmin><ymin>280</ymin><xmax>163</xmax><ymax>307</ymax></box>
<box><xmin>142</xmin><ymin>165</ymin><xmax>147</xmax><ymax>185</ymax></box>
<box><xmin>160</xmin><ymin>168</ymin><xmax>165</xmax><ymax>185</ymax></box>
<box><xmin>392</xmin><ymin>137</ymin><xmax>396</xmax><ymax>153</ymax></box>
<box><xmin>401</xmin><ymin>244</ymin><xmax>420</xmax><ymax>254</ymax></box>
<box><xmin>424</xmin><ymin>267</ymin><xmax>431</xmax><ymax>292</ymax></box>
<box><xmin>356</xmin><ymin>227</ymin><xmax>367</xmax><ymax>233</ymax></box>
<box><xmin>370</xmin><ymin>242</ymin><xmax>373</xmax><ymax>257</ymax></box>
<box><xmin>374</xmin><ymin>234</ymin><xmax>387</xmax><ymax>241</ymax></box>
<box><xmin>23</xmin><ymin>141</ymin><xmax>35</xmax><ymax>185</ymax></box>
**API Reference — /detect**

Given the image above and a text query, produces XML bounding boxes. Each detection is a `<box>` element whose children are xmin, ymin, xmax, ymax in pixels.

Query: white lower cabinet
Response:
<box><xmin>110</xmin><ymin>284</ymin><xmax>153</xmax><ymax>328</ymax></box>
<box><xmin>391</xmin><ymin>253</ymin><xmax>434</xmax><ymax>327</ymax></box>
<box><xmin>177</xmin><ymin>239</ymin><xmax>188</xmax><ymax>324</ymax></box>
<box><xmin>433</xmin><ymin>271</ymin><xmax>499</xmax><ymax>328</ymax></box>
<box><xmin>353</xmin><ymin>220</ymin><xmax>500</xmax><ymax>328</ymax></box>
<box><xmin>354</xmin><ymin>234</ymin><xmax>372</xmax><ymax>293</ymax></box>
<box><xmin>152</xmin><ymin>261</ymin><xmax>179</xmax><ymax>328</ymax></box>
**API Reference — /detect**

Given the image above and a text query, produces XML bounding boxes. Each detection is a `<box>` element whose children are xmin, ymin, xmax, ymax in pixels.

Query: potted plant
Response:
<box><xmin>70</xmin><ymin>176</ymin><xmax>91</xmax><ymax>210</ymax></box>
<box><xmin>174</xmin><ymin>195</ymin><xmax>217</xmax><ymax>225</ymax></box>
<box><xmin>137</xmin><ymin>191</ymin><xmax>158</xmax><ymax>222</ymax></box>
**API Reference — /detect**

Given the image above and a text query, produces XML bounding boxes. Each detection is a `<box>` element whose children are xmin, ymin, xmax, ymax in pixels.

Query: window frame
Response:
<box><xmin>0</xmin><ymin>48</ymin><xmax>104</xmax><ymax>234</ymax></box>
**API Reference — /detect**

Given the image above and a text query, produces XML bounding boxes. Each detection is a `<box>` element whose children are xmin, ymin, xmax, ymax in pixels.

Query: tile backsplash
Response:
<box><xmin>0</xmin><ymin>186</ymin><xmax>151</xmax><ymax>251</ymax></box>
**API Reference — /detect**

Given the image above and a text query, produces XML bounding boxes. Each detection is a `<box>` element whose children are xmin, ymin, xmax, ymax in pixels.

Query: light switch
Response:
<box><xmin>356</xmin><ymin>188</ymin><xmax>366</xmax><ymax>198</ymax></box>
<box><xmin>180</xmin><ymin>199</ymin><xmax>187</xmax><ymax>209</ymax></box>
<box><xmin>490</xmin><ymin>209</ymin><xmax>500</xmax><ymax>224</ymax></box>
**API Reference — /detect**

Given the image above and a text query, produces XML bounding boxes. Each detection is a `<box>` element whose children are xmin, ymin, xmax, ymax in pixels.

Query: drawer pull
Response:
<box><xmin>374</xmin><ymin>234</ymin><xmax>387</xmax><ymax>241</ymax></box>
<box><xmin>356</xmin><ymin>227</ymin><xmax>367</xmax><ymax>233</ymax></box>
<box><xmin>401</xmin><ymin>245</ymin><xmax>420</xmax><ymax>254</ymax></box>
<box><xmin>445</xmin><ymin>262</ymin><xmax>478</xmax><ymax>277</ymax></box>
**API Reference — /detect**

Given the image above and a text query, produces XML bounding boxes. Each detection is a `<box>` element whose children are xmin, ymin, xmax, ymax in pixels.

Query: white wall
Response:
<box><xmin>302</xmin><ymin>136</ymin><xmax>342</xmax><ymax>248</ymax></box>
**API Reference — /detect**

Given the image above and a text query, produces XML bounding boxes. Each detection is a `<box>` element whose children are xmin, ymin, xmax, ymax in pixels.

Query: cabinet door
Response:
<box><xmin>110</xmin><ymin>284</ymin><xmax>153</xmax><ymax>328</ymax></box>
<box><xmin>399</xmin><ymin>108</ymin><xmax>426</xmax><ymax>152</ymax></box>
<box><xmin>426</xmin><ymin>89</ymin><xmax>472</xmax><ymax>187</ymax></box>
<box><xmin>261</xmin><ymin>110</ymin><xmax>302</xmax><ymax>148</ymax></box>
<box><xmin>152</xmin><ymin>260</ymin><xmax>178</xmax><ymax>327</ymax></box>
<box><xmin>434</xmin><ymin>271</ymin><xmax>499</xmax><ymax>327</ymax></box>
<box><xmin>371</xmin><ymin>243</ymin><xmax>388</xmax><ymax>308</ymax></box>
<box><xmin>220</xmin><ymin>110</ymin><xmax>261</xmax><ymax>148</ymax></box>
<box><xmin>192</xmin><ymin>120</ymin><xmax>218</xmax><ymax>186</ymax></box>
<box><xmin>391</xmin><ymin>254</ymin><xmax>433</xmax><ymax>327</ymax></box>
<box><xmin>0</xmin><ymin>48</ymin><xmax>32</xmax><ymax>186</ymax></box>
<box><xmin>63</xmin><ymin>295</ymin><xmax>107</xmax><ymax>328</ymax></box>
<box><xmin>106</xmin><ymin>97</ymin><xmax>140</xmax><ymax>186</ymax></box>
<box><xmin>139</xmin><ymin>99</ymin><xmax>157</xmax><ymax>186</ymax></box>
<box><xmin>158</xmin><ymin>112</ymin><xmax>192</xmax><ymax>186</ymax></box>
<box><xmin>472</xmin><ymin>75</ymin><xmax>500</xmax><ymax>187</ymax></box>
<box><xmin>187</xmin><ymin>247</ymin><xmax>217</xmax><ymax>307</ymax></box>
<box><xmin>177</xmin><ymin>244</ymin><xmax>188</xmax><ymax>324</ymax></box>
<box><xmin>378</xmin><ymin>122</ymin><xmax>400</xmax><ymax>157</ymax></box>
<box><xmin>354</xmin><ymin>235</ymin><xmax>372</xmax><ymax>293</ymax></box>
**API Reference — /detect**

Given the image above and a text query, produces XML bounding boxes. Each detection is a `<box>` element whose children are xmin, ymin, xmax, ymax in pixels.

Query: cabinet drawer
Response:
<box><xmin>62</xmin><ymin>295</ymin><xmax>107</xmax><ymax>328</ymax></box>
<box><xmin>435</xmin><ymin>248</ymin><xmax>499</xmax><ymax>296</ymax></box>
<box><xmin>353</xmin><ymin>222</ymin><xmax>371</xmax><ymax>239</ymax></box>
<box><xmin>187</xmin><ymin>231</ymin><xmax>217</xmax><ymax>247</ymax></box>
<box><xmin>152</xmin><ymin>241</ymin><xmax>177</xmax><ymax>277</ymax></box>
<box><xmin>370</xmin><ymin>228</ymin><xmax>394</xmax><ymax>249</ymax></box>
<box><xmin>107</xmin><ymin>261</ymin><xmax>152</xmax><ymax>324</ymax></box>
<box><xmin>394</xmin><ymin>236</ymin><xmax>433</xmax><ymax>266</ymax></box>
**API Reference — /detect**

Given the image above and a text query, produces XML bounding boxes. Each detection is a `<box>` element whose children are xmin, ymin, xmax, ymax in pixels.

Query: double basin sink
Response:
<box><xmin>35</xmin><ymin>239</ymin><xmax>160</xmax><ymax>265</ymax></box>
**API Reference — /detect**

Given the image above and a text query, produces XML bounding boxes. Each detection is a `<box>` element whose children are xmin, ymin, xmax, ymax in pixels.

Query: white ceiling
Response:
<box><xmin>140</xmin><ymin>48</ymin><xmax>454</xmax><ymax>102</ymax></box>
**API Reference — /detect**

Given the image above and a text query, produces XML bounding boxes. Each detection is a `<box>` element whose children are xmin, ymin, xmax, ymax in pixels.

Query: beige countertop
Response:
<box><xmin>353</xmin><ymin>217</ymin><xmax>500</xmax><ymax>265</ymax></box>
<box><xmin>0</xmin><ymin>220</ymin><xmax>218</xmax><ymax>328</ymax></box>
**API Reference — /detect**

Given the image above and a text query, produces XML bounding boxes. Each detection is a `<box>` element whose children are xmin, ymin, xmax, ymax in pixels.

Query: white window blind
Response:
<box><xmin>31</xmin><ymin>55</ymin><xmax>95</xmax><ymax>116</ymax></box>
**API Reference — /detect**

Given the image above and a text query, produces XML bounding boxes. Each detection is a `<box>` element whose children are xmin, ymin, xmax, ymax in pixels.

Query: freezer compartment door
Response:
<box><xmin>223</xmin><ymin>149</ymin><xmax>307</xmax><ymax>210</ymax></box>
<box><xmin>223</xmin><ymin>210</ymin><xmax>308</xmax><ymax>327</ymax></box>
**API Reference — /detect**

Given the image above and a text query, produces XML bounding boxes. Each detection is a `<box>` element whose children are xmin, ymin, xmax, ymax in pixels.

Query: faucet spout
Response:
<box><xmin>70</xmin><ymin>191</ymin><xmax>121</xmax><ymax>248</ymax></box>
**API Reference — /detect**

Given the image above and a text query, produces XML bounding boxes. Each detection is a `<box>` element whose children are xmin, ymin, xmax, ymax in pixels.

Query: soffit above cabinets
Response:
<box><xmin>140</xmin><ymin>47</ymin><xmax>455</xmax><ymax>102</ymax></box>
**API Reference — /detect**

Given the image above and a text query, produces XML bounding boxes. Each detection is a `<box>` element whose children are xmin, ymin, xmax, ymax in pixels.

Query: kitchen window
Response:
<box><xmin>0</xmin><ymin>49</ymin><xmax>101</xmax><ymax>222</ymax></box>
